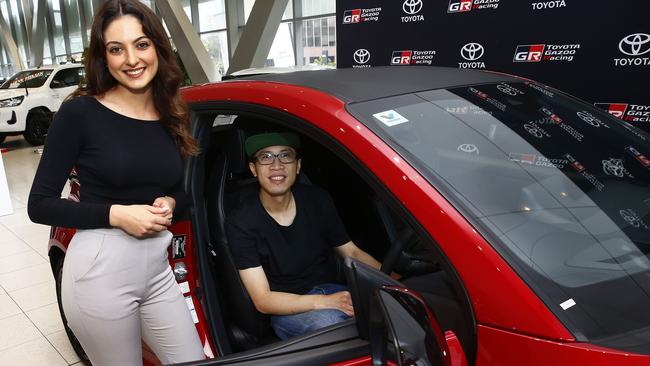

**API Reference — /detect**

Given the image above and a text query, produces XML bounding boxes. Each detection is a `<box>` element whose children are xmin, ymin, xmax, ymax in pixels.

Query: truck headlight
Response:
<box><xmin>0</xmin><ymin>96</ymin><xmax>24</xmax><ymax>108</ymax></box>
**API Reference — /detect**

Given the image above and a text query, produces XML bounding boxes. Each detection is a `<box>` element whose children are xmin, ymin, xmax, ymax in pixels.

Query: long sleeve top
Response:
<box><xmin>28</xmin><ymin>95</ymin><xmax>188</xmax><ymax>229</ymax></box>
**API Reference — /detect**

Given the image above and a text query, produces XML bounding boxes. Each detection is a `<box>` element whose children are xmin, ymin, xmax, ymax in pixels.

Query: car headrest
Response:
<box><xmin>227</xmin><ymin>116</ymin><xmax>267</xmax><ymax>177</ymax></box>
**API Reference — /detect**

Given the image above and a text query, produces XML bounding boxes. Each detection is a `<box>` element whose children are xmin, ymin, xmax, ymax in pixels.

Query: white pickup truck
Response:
<box><xmin>0</xmin><ymin>64</ymin><xmax>85</xmax><ymax>145</ymax></box>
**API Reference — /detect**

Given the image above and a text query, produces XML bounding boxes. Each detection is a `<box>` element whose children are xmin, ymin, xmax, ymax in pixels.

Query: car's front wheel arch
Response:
<box><xmin>53</xmin><ymin>253</ymin><xmax>92</xmax><ymax>365</ymax></box>
<box><xmin>23</xmin><ymin>107</ymin><xmax>52</xmax><ymax>146</ymax></box>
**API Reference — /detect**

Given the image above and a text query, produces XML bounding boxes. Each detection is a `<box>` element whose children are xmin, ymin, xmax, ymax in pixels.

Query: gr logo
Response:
<box><xmin>595</xmin><ymin>103</ymin><xmax>628</xmax><ymax>119</ymax></box>
<box><xmin>514</xmin><ymin>44</ymin><xmax>545</xmax><ymax>62</ymax></box>
<box><xmin>391</xmin><ymin>50</ymin><xmax>412</xmax><ymax>65</ymax></box>
<box><xmin>448</xmin><ymin>0</ymin><xmax>472</xmax><ymax>12</ymax></box>
<box><xmin>342</xmin><ymin>9</ymin><xmax>361</xmax><ymax>24</ymax></box>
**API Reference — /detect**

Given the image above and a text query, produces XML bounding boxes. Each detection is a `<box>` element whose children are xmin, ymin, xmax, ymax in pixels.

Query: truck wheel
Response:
<box><xmin>54</xmin><ymin>258</ymin><xmax>92</xmax><ymax>365</ymax></box>
<box><xmin>23</xmin><ymin>110</ymin><xmax>51</xmax><ymax>146</ymax></box>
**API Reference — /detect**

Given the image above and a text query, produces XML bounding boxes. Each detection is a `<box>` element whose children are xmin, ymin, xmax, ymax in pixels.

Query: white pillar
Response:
<box><xmin>156</xmin><ymin>0</ymin><xmax>219</xmax><ymax>83</ymax></box>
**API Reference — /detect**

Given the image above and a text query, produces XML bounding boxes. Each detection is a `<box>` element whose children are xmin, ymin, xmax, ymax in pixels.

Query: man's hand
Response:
<box><xmin>316</xmin><ymin>291</ymin><xmax>355</xmax><ymax>317</ymax></box>
<box><xmin>109</xmin><ymin>204</ymin><xmax>171</xmax><ymax>238</ymax></box>
<box><xmin>240</xmin><ymin>267</ymin><xmax>355</xmax><ymax>316</ymax></box>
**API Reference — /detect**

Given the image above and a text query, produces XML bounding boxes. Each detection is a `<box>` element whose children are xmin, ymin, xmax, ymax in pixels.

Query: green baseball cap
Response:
<box><xmin>245</xmin><ymin>132</ymin><xmax>301</xmax><ymax>158</ymax></box>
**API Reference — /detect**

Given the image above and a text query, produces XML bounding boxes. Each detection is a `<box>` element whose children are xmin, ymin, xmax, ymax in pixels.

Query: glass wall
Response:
<box><xmin>197</xmin><ymin>0</ymin><xmax>228</xmax><ymax>75</ymax></box>
<box><xmin>0</xmin><ymin>0</ymin><xmax>338</xmax><ymax>78</ymax></box>
<box><xmin>241</xmin><ymin>0</ymin><xmax>336</xmax><ymax>68</ymax></box>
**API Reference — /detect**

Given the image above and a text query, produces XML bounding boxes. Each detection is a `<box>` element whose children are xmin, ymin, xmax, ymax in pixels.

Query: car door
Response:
<box><xmin>344</xmin><ymin>258</ymin><xmax>469</xmax><ymax>366</ymax></box>
<box><xmin>178</xmin><ymin>256</ymin><xmax>468</xmax><ymax>366</ymax></box>
<box><xmin>48</xmin><ymin>67</ymin><xmax>85</xmax><ymax>111</ymax></box>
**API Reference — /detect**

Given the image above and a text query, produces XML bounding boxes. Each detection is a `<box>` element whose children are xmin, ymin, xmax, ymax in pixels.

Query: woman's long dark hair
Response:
<box><xmin>73</xmin><ymin>0</ymin><xmax>199</xmax><ymax>157</ymax></box>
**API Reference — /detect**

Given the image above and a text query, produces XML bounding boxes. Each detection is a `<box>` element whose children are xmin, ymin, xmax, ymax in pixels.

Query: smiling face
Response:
<box><xmin>249</xmin><ymin>145</ymin><xmax>301</xmax><ymax>198</ymax></box>
<box><xmin>103</xmin><ymin>14</ymin><xmax>158</xmax><ymax>94</ymax></box>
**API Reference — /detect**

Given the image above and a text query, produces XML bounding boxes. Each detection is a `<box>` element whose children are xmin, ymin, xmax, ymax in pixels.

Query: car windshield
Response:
<box><xmin>348</xmin><ymin>81</ymin><xmax>650</xmax><ymax>354</ymax></box>
<box><xmin>0</xmin><ymin>70</ymin><xmax>53</xmax><ymax>89</ymax></box>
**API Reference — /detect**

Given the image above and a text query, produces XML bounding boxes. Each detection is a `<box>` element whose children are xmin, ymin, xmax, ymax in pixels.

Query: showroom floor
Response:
<box><xmin>0</xmin><ymin>136</ymin><xmax>83</xmax><ymax>365</ymax></box>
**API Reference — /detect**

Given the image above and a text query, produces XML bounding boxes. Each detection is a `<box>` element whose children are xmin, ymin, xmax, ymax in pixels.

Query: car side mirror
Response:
<box><xmin>370</xmin><ymin>286</ymin><xmax>468</xmax><ymax>366</ymax></box>
<box><xmin>50</xmin><ymin>80</ymin><xmax>62</xmax><ymax>89</ymax></box>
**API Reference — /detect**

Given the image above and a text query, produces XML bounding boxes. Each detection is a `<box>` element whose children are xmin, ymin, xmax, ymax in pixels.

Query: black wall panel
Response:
<box><xmin>336</xmin><ymin>0</ymin><xmax>650</xmax><ymax>132</ymax></box>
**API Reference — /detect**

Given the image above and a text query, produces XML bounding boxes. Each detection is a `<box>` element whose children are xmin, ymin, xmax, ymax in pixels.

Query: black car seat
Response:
<box><xmin>206</xmin><ymin>117</ymin><xmax>277</xmax><ymax>351</ymax></box>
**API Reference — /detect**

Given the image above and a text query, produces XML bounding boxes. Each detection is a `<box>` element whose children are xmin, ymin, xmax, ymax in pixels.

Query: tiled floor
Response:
<box><xmin>0</xmin><ymin>136</ymin><xmax>84</xmax><ymax>365</ymax></box>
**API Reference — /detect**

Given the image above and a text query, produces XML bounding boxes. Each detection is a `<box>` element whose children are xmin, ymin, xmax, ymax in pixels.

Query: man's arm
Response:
<box><xmin>335</xmin><ymin>241</ymin><xmax>382</xmax><ymax>270</ymax></box>
<box><xmin>239</xmin><ymin>266</ymin><xmax>354</xmax><ymax>316</ymax></box>
<box><xmin>336</xmin><ymin>241</ymin><xmax>401</xmax><ymax>279</ymax></box>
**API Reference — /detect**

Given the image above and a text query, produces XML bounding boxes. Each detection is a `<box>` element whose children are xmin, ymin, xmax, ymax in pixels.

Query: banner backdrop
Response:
<box><xmin>336</xmin><ymin>0</ymin><xmax>650</xmax><ymax>132</ymax></box>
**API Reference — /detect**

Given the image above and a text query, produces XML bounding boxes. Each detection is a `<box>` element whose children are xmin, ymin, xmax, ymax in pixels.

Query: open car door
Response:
<box><xmin>344</xmin><ymin>258</ymin><xmax>469</xmax><ymax>366</ymax></box>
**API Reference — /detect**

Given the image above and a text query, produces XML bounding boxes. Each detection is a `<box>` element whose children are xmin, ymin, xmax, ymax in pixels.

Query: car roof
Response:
<box><xmin>232</xmin><ymin>66</ymin><xmax>520</xmax><ymax>103</ymax></box>
<box><xmin>22</xmin><ymin>64</ymin><xmax>83</xmax><ymax>72</ymax></box>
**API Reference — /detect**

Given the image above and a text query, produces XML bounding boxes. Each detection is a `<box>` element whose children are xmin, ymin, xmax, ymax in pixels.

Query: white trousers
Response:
<box><xmin>61</xmin><ymin>228</ymin><xmax>204</xmax><ymax>366</ymax></box>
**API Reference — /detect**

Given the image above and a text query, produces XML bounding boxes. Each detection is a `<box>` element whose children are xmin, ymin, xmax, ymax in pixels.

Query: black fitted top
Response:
<box><xmin>28</xmin><ymin>96</ymin><xmax>187</xmax><ymax>229</ymax></box>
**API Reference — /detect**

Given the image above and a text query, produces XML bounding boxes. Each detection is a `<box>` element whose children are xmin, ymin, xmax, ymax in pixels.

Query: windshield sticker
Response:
<box><xmin>564</xmin><ymin>153</ymin><xmax>605</xmax><ymax>191</ymax></box>
<box><xmin>525</xmin><ymin>82</ymin><xmax>555</xmax><ymax>98</ymax></box>
<box><xmin>469</xmin><ymin>87</ymin><xmax>507</xmax><ymax>111</ymax></box>
<box><xmin>539</xmin><ymin>107</ymin><xmax>586</xmax><ymax>142</ymax></box>
<box><xmin>497</xmin><ymin>83</ymin><xmax>525</xmax><ymax>96</ymax></box>
<box><xmin>523</xmin><ymin>121</ymin><xmax>551</xmax><ymax>139</ymax></box>
<box><xmin>602</xmin><ymin>158</ymin><xmax>634</xmax><ymax>178</ymax></box>
<box><xmin>457</xmin><ymin>144</ymin><xmax>479</xmax><ymax>155</ymax></box>
<box><xmin>618</xmin><ymin>120</ymin><xmax>648</xmax><ymax>141</ymax></box>
<box><xmin>576</xmin><ymin>111</ymin><xmax>609</xmax><ymax>128</ymax></box>
<box><xmin>560</xmin><ymin>298</ymin><xmax>576</xmax><ymax>310</ymax></box>
<box><xmin>625</xmin><ymin>146</ymin><xmax>650</xmax><ymax>168</ymax></box>
<box><xmin>619</xmin><ymin>209</ymin><xmax>650</xmax><ymax>230</ymax></box>
<box><xmin>509</xmin><ymin>153</ymin><xmax>567</xmax><ymax>169</ymax></box>
<box><xmin>540</xmin><ymin>107</ymin><xmax>563</xmax><ymax>124</ymax></box>
<box><xmin>8</xmin><ymin>71</ymin><xmax>45</xmax><ymax>88</ymax></box>
<box><xmin>445</xmin><ymin>105</ymin><xmax>490</xmax><ymax>115</ymax></box>
<box><xmin>373</xmin><ymin>109</ymin><xmax>409</xmax><ymax>127</ymax></box>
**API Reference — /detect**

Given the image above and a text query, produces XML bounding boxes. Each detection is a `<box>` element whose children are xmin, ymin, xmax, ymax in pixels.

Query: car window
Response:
<box><xmin>50</xmin><ymin>68</ymin><xmax>85</xmax><ymax>89</ymax></box>
<box><xmin>347</xmin><ymin>82</ymin><xmax>650</xmax><ymax>353</ymax></box>
<box><xmin>1</xmin><ymin>70</ymin><xmax>53</xmax><ymax>89</ymax></box>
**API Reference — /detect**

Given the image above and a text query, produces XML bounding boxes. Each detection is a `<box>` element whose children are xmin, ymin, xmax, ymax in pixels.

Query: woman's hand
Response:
<box><xmin>152</xmin><ymin>196</ymin><xmax>175</xmax><ymax>221</ymax></box>
<box><xmin>109</xmin><ymin>204</ymin><xmax>171</xmax><ymax>238</ymax></box>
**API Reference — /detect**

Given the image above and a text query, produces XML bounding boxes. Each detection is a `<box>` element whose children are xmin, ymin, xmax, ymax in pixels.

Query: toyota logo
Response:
<box><xmin>523</xmin><ymin>123</ymin><xmax>544</xmax><ymax>138</ymax></box>
<box><xmin>602</xmin><ymin>158</ymin><xmax>626</xmax><ymax>177</ymax></box>
<box><xmin>620</xmin><ymin>209</ymin><xmax>642</xmax><ymax>228</ymax></box>
<box><xmin>619</xmin><ymin>33</ymin><xmax>650</xmax><ymax>56</ymax></box>
<box><xmin>576</xmin><ymin>111</ymin><xmax>605</xmax><ymax>128</ymax></box>
<box><xmin>461</xmin><ymin>43</ymin><xmax>484</xmax><ymax>61</ymax></box>
<box><xmin>403</xmin><ymin>0</ymin><xmax>423</xmax><ymax>15</ymax></box>
<box><xmin>457</xmin><ymin>144</ymin><xmax>479</xmax><ymax>155</ymax></box>
<box><xmin>353</xmin><ymin>49</ymin><xmax>371</xmax><ymax>64</ymax></box>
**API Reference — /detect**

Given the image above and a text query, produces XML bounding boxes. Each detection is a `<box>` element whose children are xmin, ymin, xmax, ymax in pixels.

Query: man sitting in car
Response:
<box><xmin>225</xmin><ymin>132</ymin><xmax>383</xmax><ymax>340</ymax></box>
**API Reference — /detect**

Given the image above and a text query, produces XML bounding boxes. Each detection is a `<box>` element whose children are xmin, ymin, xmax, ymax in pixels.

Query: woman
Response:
<box><xmin>27</xmin><ymin>0</ymin><xmax>204</xmax><ymax>364</ymax></box>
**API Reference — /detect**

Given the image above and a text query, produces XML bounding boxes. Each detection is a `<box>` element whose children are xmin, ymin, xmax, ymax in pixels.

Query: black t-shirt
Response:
<box><xmin>226</xmin><ymin>184</ymin><xmax>350</xmax><ymax>294</ymax></box>
<box><xmin>28</xmin><ymin>96</ymin><xmax>187</xmax><ymax>229</ymax></box>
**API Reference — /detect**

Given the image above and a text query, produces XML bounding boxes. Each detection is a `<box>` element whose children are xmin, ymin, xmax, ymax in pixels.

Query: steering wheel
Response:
<box><xmin>380</xmin><ymin>226</ymin><xmax>415</xmax><ymax>275</ymax></box>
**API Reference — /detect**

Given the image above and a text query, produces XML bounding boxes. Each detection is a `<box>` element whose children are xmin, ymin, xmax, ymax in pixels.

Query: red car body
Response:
<box><xmin>48</xmin><ymin>67</ymin><xmax>650</xmax><ymax>365</ymax></box>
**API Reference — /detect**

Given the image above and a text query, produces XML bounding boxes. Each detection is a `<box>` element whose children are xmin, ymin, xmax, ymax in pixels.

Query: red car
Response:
<box><xmin>48</xmin><ymin>66</ymin><xmax>650</xmax><ymax>365</ymax></box>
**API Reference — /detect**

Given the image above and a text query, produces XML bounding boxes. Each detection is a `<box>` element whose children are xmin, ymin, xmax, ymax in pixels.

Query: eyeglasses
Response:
<box><xmin>255</xmin><ymin>150</ymin><xmax>297</xmax><ymax>165</ymax></box>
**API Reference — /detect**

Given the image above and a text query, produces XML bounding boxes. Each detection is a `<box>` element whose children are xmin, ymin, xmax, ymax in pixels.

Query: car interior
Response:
<box><xmin>193</xmin><ymin>110</ymin><xmax>477</xmax><ymax>363</ymax></box>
